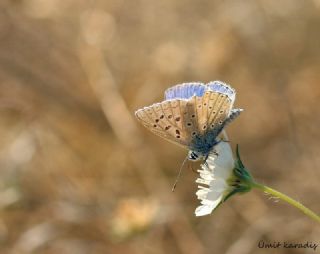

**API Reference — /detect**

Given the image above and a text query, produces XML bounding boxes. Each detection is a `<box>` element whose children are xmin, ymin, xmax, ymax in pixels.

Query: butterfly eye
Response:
<box><xmin>187</xmin><ymin>122</ymin><xmax>192</xmax><ymax>126</ymax></box>
<box><xmin>191</xmin><ymin>114</ymin><xmax>195</xmax><ymax>118</ymax></box>
<box><xmin>219</xmin><ymin>120</ymin><xmax>223</xmax><ymax>124</ymax></box>
<box><xmin>203</xmin><ymin>125</ymin><xmax>207</xmax><ymax>130</ymax></box>
<box><xmin>155</xmin><ymin>119</ymin><xmax>159</xmax><ymax>123</ymax></box>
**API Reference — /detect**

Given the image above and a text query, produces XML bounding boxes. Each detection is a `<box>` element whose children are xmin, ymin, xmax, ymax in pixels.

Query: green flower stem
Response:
<box><xmin>250</xmin><ymin>181</ymin><xmax>320</xmax><ymax>224</ymax></box>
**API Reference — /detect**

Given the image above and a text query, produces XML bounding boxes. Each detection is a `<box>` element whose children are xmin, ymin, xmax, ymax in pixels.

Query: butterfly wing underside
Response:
<box><xmin>164</xmin><ymin>81</ymin><xmax>235</xmax><ymax>133</ymax></box>
<box><xmin>165</xmin><ymin>82</ymin><xmax>207</xmax><ymax>100</ymax></box>
<box><xmin>135</xmin><ymin>91</ymin><xmax>234</xmax><ymax>150</ymax></box>
<box><xmin>185</xmin><ymin>90</ymin><xmax>234</xmax><ymax>137</ymax></box>
<box><xmin>135</xmin><ymin>99</ymin><xmax>192</xmax><ymax>149</ymax></box>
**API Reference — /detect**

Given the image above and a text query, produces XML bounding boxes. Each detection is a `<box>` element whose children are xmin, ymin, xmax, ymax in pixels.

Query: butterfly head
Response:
<box><xmin>188</xmin><ymin>150</ymin><xmax>204</xmax><ymax>162</ymax></box>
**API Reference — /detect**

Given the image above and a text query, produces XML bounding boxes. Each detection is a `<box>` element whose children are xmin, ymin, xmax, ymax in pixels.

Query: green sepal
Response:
<box><xmin>234</xmin><ymin>144</ymin><xmax>253</xmax><ymax>182</ymax></box>
<box><xmin>223</xmin><ymin>188</ymin><xmax>239</xmax><ymax>202</ymax></box>
<box><xmin>221</xmin><ymin>145</ymin><xmax>254</xmax><ymax>203</ymax></box>
<box><xmin>235</xmin><ymin>144</ymin><xmax>245</xmax><ymax>168</ymax></box>
<box><xmin>206</xmin><ymin>144</ymin><xmax>255</xmax><ymax>212</ymax></box>
<box><xmin>224</xmin><ymin>184</ymin><xmax>251</xmax><ymax>203</ymax></box>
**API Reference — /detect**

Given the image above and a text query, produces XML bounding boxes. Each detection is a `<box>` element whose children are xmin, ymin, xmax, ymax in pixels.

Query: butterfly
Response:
<box><xmin>135</xmin><ymin>81</ymin><xmax>242</xmax><ymax>162</ymax></box>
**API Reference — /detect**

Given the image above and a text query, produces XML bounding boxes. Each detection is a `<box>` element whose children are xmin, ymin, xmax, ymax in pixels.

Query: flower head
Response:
<box><xmin>195</xmin><ymin>142</ymin><xmax>252</xmax><ymax>216</ymax></box>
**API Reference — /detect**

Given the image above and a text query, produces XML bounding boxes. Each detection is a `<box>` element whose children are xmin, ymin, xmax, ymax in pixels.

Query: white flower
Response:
<box><xmin>195</xmin><ymin>141</ymin><xmax>235</xmax><ymax>216</ymax></box>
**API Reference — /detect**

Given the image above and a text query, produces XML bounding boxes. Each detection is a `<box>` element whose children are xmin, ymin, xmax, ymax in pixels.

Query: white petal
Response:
<box><xmin>201</xmin><ymin>191</ymin><xmax>222</xmax><ymax>204</ymax></box>
<box><xmin>202</xmin><ymin>142</ymin><xmax>234</xmax><ymax>181</ymax></box>
<box><xmin>212</xmin><ymin>165</ymin><xmax>231</xmax><ymax>180</ymax></box>
<box><xmin>212</xmin><ymin>142</ymin><xmax>234</xmax><ymax>172</ymax></box>
<box><xmin>208</xmin><ymin>179</ymin><xmax>227</xmax><ymax>192</ymax></box>
<box><xmin>198</xmin><ymin>170</ymin><xmax>214</xmax><ymax>180</ymax></box>
<box><xmin>195</xmin><ymin>142</ymin><xmax>235</xmax><ymax>216</ymax></box>
<box><xmin>196</xmin><ymin>180</ymin><xmax>226</xmax><ymax>201</ymax></box>
<box><xmin>196</xmin><ymin>188</ymin><xmax>210</xmax><ymax>199</ymax></box>
<box><xmin>195</xmin><ymin>195</ymin><xmax>223</xmax><ymax>216</ymax></box>
<box><xmin>195</xmin><ymin>178</ymin><xmax>211</xmax><ymax>185</ymax></box>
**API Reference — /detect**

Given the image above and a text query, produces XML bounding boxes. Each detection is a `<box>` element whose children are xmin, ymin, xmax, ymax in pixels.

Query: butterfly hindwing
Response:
<box><xmin>223</xmin><ymin>108</ymin><xmax>243</xmax><ymax>127</ymax></box>
<box><xmin>206</xmin><ymin>92</ymin><xmax>232</xmax><ymax>136</ymax></box>
<box><xmin>207</xmin><ymin>81</ymin><xmax>236</xmax><ymax>104</ymax></box>
<box><xmin>187</xmin><ymin>90</ymin><xmax>233</xmax><ymax>137</ymax></box>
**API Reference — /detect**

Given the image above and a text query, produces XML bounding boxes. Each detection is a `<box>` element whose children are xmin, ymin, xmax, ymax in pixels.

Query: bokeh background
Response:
<box><xmin>0</xmin><ymin>0</ymin><xmax>319</xmax><ymax>253</ymax></box>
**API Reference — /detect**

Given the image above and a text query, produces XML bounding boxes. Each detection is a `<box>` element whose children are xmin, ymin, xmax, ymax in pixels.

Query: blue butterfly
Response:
<box><xmin>135</xmin><ymin>81</ymin><xmax>242</xmax><ymax>161</ymax></box>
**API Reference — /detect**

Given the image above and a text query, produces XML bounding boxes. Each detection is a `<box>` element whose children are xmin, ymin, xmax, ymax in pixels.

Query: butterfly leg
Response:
<box><xmin>203</xmin><ymin>154</ymin><xmax>210</xmax><ymax>168</ymax></box>
<box><xmin>203</xmin><ymin>160</ymin><xmax>209</xmax><ymax>168</ymax></box>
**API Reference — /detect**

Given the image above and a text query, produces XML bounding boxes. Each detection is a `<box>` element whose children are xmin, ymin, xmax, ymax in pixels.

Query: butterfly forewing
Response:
<box><xmin>184</xmin><ymin>97</ymin><xmax>200</xmax><ymax>138</ymax></box>
<box><xmin>135</xmin><ymin>99</ymin><xmax>192</xmax><ymax>148</ymax></box>
<box><xmin>135</xmin><ymin>106</ymin><xmax>172</xmax><ymax>139</ymax></box>
<box><xmin>195</xmin><ymin>91</ymin><xmax>212</xmax><ymax>134</ymax></box>
<box><xmin>165</xmin><ymin>82</ymin><xmax>206</xmax><ymax>100</ymax></box>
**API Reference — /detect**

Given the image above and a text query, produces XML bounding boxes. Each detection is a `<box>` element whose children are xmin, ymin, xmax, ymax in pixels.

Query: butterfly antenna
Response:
<box><xmin>171</xmin><ymin>156</ymin><xmax>189</xmax><ymax>192</ymax></box>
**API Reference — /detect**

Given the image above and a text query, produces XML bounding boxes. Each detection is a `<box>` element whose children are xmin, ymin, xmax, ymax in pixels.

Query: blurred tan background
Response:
<box><xmin>0</xmin><ymin>0</ymin><xmax>319</xmax><ymax>253</ymax></box>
